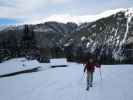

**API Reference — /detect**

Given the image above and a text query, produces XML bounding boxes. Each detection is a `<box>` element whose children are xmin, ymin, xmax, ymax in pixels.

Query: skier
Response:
<box><xmin>84</xmin><ymin>57</ymin><xmax>101</xmax><ymax>90</ymax></box>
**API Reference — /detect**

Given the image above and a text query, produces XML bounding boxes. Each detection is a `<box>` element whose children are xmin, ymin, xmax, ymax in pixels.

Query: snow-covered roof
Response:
<box><xmin>0</xmin><ymin>58</ymin><xmax>41</xmax><ymax>75</ymax></box>
<box><xmin>50</xmin><ymin>58</ymin><xmax>67</xmax><ymax>66</ymax></box>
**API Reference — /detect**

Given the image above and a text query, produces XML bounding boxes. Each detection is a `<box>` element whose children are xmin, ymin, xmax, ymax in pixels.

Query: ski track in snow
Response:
<box><xmin>0</xmin><ymin>60</ymin><xmax>133</xmax><ymax>100</ymax></box>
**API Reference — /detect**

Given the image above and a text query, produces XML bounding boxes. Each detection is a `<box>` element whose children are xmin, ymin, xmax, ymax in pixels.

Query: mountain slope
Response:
<box><xmin>0</xmin><ymin>8</ymin><xmax>133</xmax><ymax>63</ymax></box>
<box><xmin>63</xmin><ymin>8</ymin><xmax>133</xmax><ymax>62</ymax></box>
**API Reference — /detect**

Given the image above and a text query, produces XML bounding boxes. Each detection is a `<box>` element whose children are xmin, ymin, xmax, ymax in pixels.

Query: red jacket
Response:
<box><xmin>84</xmin><ymin>63</ymin><xmax>101</xmax><ymax>72</ymax></box>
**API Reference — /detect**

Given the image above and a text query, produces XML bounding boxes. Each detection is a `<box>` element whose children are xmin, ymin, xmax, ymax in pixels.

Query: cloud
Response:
<box><xmin>0</xmin><ymin>0</ymin><xmax>15</xmax><ymax>7</ymax></box>
<box><xmin>0</xmin><ymin>0</ymin><xmax>132</xmax><ymax>25</ymax></box>
<box><xmin>50</xmin><ymin>0</ymin><xmax>70</xmax><ymax>4</ymax></box>
<box><xmin>0</xmin><ymin>0</ymin><xmax>70</xmax><ymax>19</ymax></box>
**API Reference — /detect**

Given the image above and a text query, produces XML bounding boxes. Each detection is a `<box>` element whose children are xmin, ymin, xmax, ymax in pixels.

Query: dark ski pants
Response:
<box><xmin>86</xmin><ymin>71</ymin><xmax>93</xmax><ymax>89</ymax></box>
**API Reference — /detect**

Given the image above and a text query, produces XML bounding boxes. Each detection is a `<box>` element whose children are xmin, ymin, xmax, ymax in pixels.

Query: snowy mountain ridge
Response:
<box><xmin>22</xmin><ymin>8</ymin><xmax>133</xmax><ymax>25</ymax></box>
<box><xmin>0</xmin><ymin>8</ymin><xmax>133</xmax><ymax>32</ymax></box>
<box><xmin>0</xmin><ymin>7</ymin><xmax>132</xmax><ymax>27</ymax></box>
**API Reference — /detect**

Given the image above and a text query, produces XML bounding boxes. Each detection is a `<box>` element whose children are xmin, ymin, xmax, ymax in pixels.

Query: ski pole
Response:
<box><xmin>79</xmin><ymin>64</ymin><xmax>85</xmax><ymax>84</ymax></box>
<box><xmin>99</xmin><ymin>67</ymin><xmax>102</xmax><ymax>81</ymax></box>
<box><xmin>80</xmin><ymin>71</ymin><xmax>85</xmax><ymax>82</ymax></box>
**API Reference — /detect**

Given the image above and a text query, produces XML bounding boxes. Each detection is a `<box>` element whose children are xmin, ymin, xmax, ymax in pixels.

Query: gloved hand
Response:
<box><xmin>96</xmin><ymin>64</ymin><xmax>101</xmax><ymax>68</ymax></box>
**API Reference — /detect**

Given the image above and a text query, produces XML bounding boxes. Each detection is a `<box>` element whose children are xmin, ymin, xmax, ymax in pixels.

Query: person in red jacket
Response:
<box><xmin>84</xmin><ymin>57</ymin><xmax>101</xmax><ymax>90</ymax></box>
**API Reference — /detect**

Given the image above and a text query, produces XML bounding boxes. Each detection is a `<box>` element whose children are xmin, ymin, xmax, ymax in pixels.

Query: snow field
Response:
<box><xmin>0</xmin><ymin>58</ymin><xmax>133</xmax><ymax>100</ymax></box>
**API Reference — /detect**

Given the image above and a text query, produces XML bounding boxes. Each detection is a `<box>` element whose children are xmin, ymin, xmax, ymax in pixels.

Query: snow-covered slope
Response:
<box><xmin>0</xmin><ymin>58</ymin><xmax>133</xmax><ymax>100</ymax></box>
<box><xmin>63</xmin><ymin>7</ymin><xmax>133</xmax><ymax>61</ymax></box>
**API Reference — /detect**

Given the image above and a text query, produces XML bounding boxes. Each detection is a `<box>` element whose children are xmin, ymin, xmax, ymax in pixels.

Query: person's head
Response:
<box><xmin>89</xmin><ymin>58</ymin><xmax>93</xmax><ymax>63</ymax></box>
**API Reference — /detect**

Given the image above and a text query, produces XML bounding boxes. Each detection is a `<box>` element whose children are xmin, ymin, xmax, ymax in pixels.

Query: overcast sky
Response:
<box><xmin>0</xmin><ymin>0</ymin><xmax>133</xmax><ymax>25</ymax></box>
